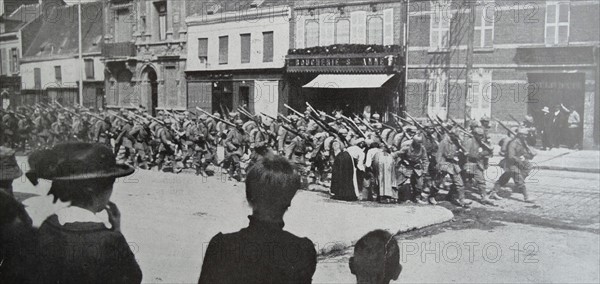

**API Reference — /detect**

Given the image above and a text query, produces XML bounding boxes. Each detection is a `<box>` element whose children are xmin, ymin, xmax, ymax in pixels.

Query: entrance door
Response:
<box><xmin>149</xmin><ymin>71</ymin><xmax>158</xmax><ymax>116</ymax></box>
<box><xmin>212</xmin><ymin>81</ymin><xmax>233</xmax><ymax>115</ymax></box>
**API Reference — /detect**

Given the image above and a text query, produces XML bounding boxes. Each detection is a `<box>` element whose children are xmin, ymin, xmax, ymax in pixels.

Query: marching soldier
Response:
<box><xmin>129</xmin><ymin>118</ymin><xmax>152</xmax><ymax>169</ymax></box>
<box><xmin>93</xmin><ymin>114</ymin><xmax>112</xmax><ymax>148</ymax></box>
<box><xmin>224</xmin><ymin>120</ymin><xmax>245</xmax><ymax>181</ymax></box>
<box><xmin>463</xmin><ymin>127</ymin><xmax>495</xmax><ymax>206</ymax></box>
<box><xmin>493</xmin><ymin>128</ymin><xmax>535</xmax><ymax>203</ymax></box>
<box><xmin>397</xmin><ymin>134</ymin><xmax>429</xmax><ymax>204</ymax></box>
<box><xmin>155</xmin><ymin>119</ymin><xmax>181</xmax><ymax>173</ymax></box>
<box><xmin>436</xmin><ymin>126</ymin><xmax>471</xmax><ymax>207</ymax></box>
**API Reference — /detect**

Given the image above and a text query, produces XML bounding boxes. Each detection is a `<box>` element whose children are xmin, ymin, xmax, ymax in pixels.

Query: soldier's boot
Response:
<box><xmin>522</xmin><ymin>187</ymin><xmax>535</xmax><ymax>203</ymax></box>
<box><xmin>489</xmin><ymin>184</ymin><xmax>504</xmax><ymax>200</ymax></box>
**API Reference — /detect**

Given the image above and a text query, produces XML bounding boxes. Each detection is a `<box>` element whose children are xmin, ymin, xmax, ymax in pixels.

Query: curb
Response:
<box><xmin>316</xmin><ymin>206</ymin><xmax>455</xmax><ymax>256</ymax></box>
<box><xmin>537</xmin><ymin>165</ymin><xmax>600</xmax><ymax>174</ymax></box>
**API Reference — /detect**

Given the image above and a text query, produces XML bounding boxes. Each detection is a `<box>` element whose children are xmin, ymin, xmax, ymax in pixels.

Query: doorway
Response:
<box><xmin>212</xmin><ymin>81</ymin><xmax>233</xmax><ymax>115</ymax></box>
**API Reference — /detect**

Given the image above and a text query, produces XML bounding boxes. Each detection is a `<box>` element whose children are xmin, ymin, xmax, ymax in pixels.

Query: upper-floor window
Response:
<box><xmin>305</xmin><ymin>21</ymin><xmax>319</xmax><ymax>48</ymax></box>
<box><xmin>154</xmin><ymin>1</ymin><xmax>167</xmax><ymax>41</ymax></box>
<box><xmin>240</xmin><ymin>33</ymin><xmax>251</xmax><ymax>64</ymax></box>
<box><xmin>10</xmin><ymin>48</ymin><xmax>18</xmax><ymax>73</ymax></box>
<box><xmin>427</xmin><ymin>70</ymin><xmax>448</xmax><ymax>118</ymax></box>
<box><xmin>114</xmin><ymin>8</ymin><xmax>132</xmax><ymax>42</ymax></box>
<box><xmin>263</xmin><ymin>31</ymin><xmax>273</xmax><ymax>63</ymax></box>
<box><xmin>430</xmin><ymin>5</ymin><xmax>451</xmax><ymax>50</ymax></box>
<box><xmin>85</xmin><ymin>59</ymin><xmax>94</xmax><ymax>80</ymax></box>
<box><xmin>545</xmin><ymin>1</ymin><xmax>570</xmax><ymax>45</ymax></box>
<box><xmin>198</xmin><ymin>38</ymin><xmax>208</xmax><ymax>63</ymax></box>
<box><xmin>367</xmin><ymin>17</ymin><xmax>383</xmax><ymax>45</ymax></box>
<box><xmin>475</xmin><ymin>5</ymin><xmax>494</xmax><ymax>48</ymax></box>
<box><xmin>34</xmin><ymin>68</ymin><xmax>41</xmax><ymax>89</ymax></box>
<box><xmin>54</xmin><ymin>66</ymin><xmax>62</xmax><ymax>84</ymax></box>
<box><xmin>219</xmin><ymin>36</ymin><xmax>229</xmax><ymax>64</ymax></box>
<box><xmin>335</xmin><ymin>19</ymin><xmax>350</xmax><ymax>44</ymax></box>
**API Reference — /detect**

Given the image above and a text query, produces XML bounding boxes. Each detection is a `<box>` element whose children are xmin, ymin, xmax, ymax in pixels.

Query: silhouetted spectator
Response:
<box><xmin>349</xmin><ymin>230</ymin><xmax>402</xmax><ymax>284</ymax></box>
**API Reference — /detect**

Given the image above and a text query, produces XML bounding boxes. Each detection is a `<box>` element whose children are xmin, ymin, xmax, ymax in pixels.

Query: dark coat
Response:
<box><xmin>330</xmin><ymin>151</ymin><xmax>358</xmax><ymax>201</ymax></box>
<box><xmin>35</xmin><ymin>215</ymin><xmax>142</xmax><ymax>284</ymax></box>
<box><xmin>198</xmin><ymin>216</ymin><xmax>316</xmax><ymax>284</ymax></box>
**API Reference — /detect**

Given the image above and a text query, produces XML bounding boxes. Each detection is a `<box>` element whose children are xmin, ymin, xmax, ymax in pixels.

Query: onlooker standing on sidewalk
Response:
<box><xmin>539</xmin><ymin>106</ymin><xmax>553</xmax><ymax>150</ymax></box>
<box><xmin>563</xmin><ymin>104</ymin><xmax>581</xmax><ymax>149</ymax></box>
<box><xmin>550</xmin><ymin>105</ymin><xmax>563</xmax><ymax>148</ymax></box>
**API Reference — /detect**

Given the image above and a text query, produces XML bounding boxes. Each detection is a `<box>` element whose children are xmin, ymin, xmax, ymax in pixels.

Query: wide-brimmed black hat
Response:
<box><xmin>0</xmin><ymin>146</ymin><xmax>23</xmax><ymax>181</ymax></box>
<box><xmin>26</xmin><ymin>143</ymin><xmax>134</xmax><ymax>185</ymax></box>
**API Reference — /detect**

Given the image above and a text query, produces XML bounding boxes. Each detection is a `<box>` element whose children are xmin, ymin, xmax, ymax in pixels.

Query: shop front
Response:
<box><xmin>285</xmin><ymin>45</ymin><xmax>404</xmax><ymax>116</ymax></box>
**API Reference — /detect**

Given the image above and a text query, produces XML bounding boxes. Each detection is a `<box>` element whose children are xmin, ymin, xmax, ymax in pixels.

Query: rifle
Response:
<box><xmin>340</xmin><ymin>114</ymin><xmax>366</xmax><ymax>138</ymax></box>
<box><xmin>508</xmin><ymin>114</ymin><xmax>522</xmax><ymax>126</ymax></box>
<box><xmin>238</xmin><ymin>107</ymin><xmax>275</xmax><ymax>141</ymax></box>
<box><xmin>260</xmin><ymin>112</ymin><xmax>278</xmax><ymax>122</ymax></box>
<box><xmin>448</xmin><ymin>117</ymin><xmax>474</xmax><ymax>138</ymax></box>
<box><xmin>196</xmin><ymin>107</ymin><xmax>235</xmax><ymax>127</ymax></box>
<box><xmin>284</xmin><ymin>104</ymin><xmax>306</xmax><ymax>119</ymax></box>
<box><xmin>426</xmin><ymin>114</ymin><xmax>444</xmax><ymax>137</ymax></box>
<box><xmin>495</xmin><ymin>119</ymin><xmax>535</xmax><ymax>157</ymax></box>
<box><xmin>405</xmin><ymin>112</ymin><xmax>439</xmax><ymax>145</ymax></box>
<box><xmin>278</xmin><ymin>113</ymin><xmax>293</xmax><ymax>125</ymax></box>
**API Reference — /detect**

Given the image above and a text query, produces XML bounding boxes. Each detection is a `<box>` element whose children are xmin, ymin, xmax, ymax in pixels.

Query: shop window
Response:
<box><xmin>475</xmin><ymin>4</ymin><xmax>494</xmax><ymax>48</ymax></box>
<box><xmin>545</xmin><ymin>1</ymin><xmax>570</xmax><ymax>45</ymax></box>
<box><xmin>367</xmin><ymin>17</ymin><xmax>383</xmax><ymax>45</ymax></box>
<box><xmin>34</xmin><ymin>68</ymin><xmax>41</xmax><ymax>89</ymax></box>
<box><xmin>430</xmin><ymin>0</ymin><xmax>451</xmax><ymax>50</ymax></box>
<box><xmin>219</xmin><ymin>36</ymin><xmax>229</xmax><ymax>64</ymax></box>
<box><xmin>85</xmin><ymin>59</ymin><xmax>94</xmax><ymax>80</ymax></box>
<box><xmin>198</xmin><ymin>38</ymin><xmax>208</xmax><ymax>63</ymax></box>
<box><xmin>335</xmin><ymin>19</ymin><xmax>350</xmax><ymax>44</ymax></box>
<box><xmin>263</xmin><ymin>31</ymin><xmax>273</xmax><ymax>63</ymax></box>
<box><xmin>0</xmin><ymin>49</ymin><xmax>4</xmax><ymax>75</ymax></box>
<box><xmin>55</xmin><ymin>66</ymin><xmax>62</xmax><ymax>84</ymax></box>
<box><xmin>305</xmin><ymin>21</ymin><xmax>319</xmax><ymax>47</ymax></box>
<box><xmin>241</xmin><ymin>34</ymin><xmax>251</xmax><ymax>63</ymax></box>
<box><xmin>427</xmin><ymin>70</ymin><xmax>448</xmax><ymax>118</ymax></box>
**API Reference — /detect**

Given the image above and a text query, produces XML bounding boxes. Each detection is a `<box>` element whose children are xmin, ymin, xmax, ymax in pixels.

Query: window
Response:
<box><xmin>240</xmin><ymin>34</ymin><xmax>251</xmax><ymax>64</ymax></box>
<box><xmin>34</xmin><ymin>68</ymin><xmax>41</xmax><ymax>89</ymax></box>
<box><xmin>430</xmin><ymin>1</ymin><xmax>451</xmax><ymax>50</ymax></box>
<box><xmin>545</xmin><ymin>1</ymin><xmax>570</xmax><ymax>45</ymax></box>
<box><xmin>367</xmin><ymin>17</ymin><xmax>383</xmax><ymax>45</ymax></box>
<box><xmin>198</xmin><ymin>38</ymin><xmax>208</xmax><ymax>63</ymax></box>
<box><xmin>475</xmin><ymin>5</ymin><xmax>494</xmax><ymax>48</ymax></box>
<box><xmin>54</xmin><ymin>66</ymin><xmax>62</xmax><ymax>84</ymax></box>
<box><xmin>263</xmin><ymin>31</ymin><xmax>273</xmax><ymax>63</ymax></box>
<box><xmin>85</xmin><ymin>59</ymin><xmax>94</xmax><ymax>80</ymax></box>
<box><xmin>335</xmin><ymin>19</ymin><xmax>350</xmax><ymax>44</ymax></box>
<box><xmin>219</xmin><ymin>36</ymin><xmax>228</xmax><ymax>64</ymax></box>
<box><xmin>350</xmin><ymin>11</ymin><xmax>366</xmax><ymax>44</ymax></box>
<box><xmin>115</xmin><ymin>8</ymin><xmax>132</xmax><ymax>42</ymax></box>
<box><xmin>154</xmin><ymin>1</ymin><xmax>167</xmax><ymax>41</ymax></box>
<box><xmin>427</xmin><ymin>70</ymin><xmax>448</xmax><ymax>118</ymax></box>
<box><xmin>0</xmin><ymin>49</ymin><xmax>4</xmax><ymax>75</ymax></box>
<box><xmin>10</xmin><ymin>48</ymin><xmax>18</xmax><ymax>73</ymax></box>
<box><xmin>305</xmin><ymin>21</ymin><xmax>319</xmax><ymax>47</ymax></box>
<box><xmin>469</xmin><ymin>70</ymin><xmax>492</xmax><ymax>120</ymax></box>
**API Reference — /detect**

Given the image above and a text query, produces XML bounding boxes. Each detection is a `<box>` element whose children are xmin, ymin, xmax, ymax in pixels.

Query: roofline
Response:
<box><xmin>293</xmin><ymin>0</ymin><xmax>402</xmax><ymax>10</ymax></box>
<box><xmin>186</xmin><ymin>5</ymin><xmax>291</xmax><ymax>26</ymax></box>
<box><xmin>20</xmin><ymin>52</ymin><xmax>102</xmax><ymax>63</ymax></box>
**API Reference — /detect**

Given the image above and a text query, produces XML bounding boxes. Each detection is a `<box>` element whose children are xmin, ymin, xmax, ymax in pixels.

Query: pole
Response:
<box><xmin>78</xmin><ymin>0</ymin><xmax>84</xmax><ymax>106</ymax></box>
<box><xmin>403</xmin><ymin>0</ymin><xmax>410</xmax><ymax>115</ymax></box>
<box><xmin>464</xmin><ymin>0</ymin><xmax>476</xmax><ymax>127</ymax></box>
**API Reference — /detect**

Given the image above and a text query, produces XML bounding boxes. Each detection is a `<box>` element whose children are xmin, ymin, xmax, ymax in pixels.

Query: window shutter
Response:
<box><xmin>351</xmin><ymin>11</ymin><xmax>366</xmax><ymax>44</ymax></box>
<box><xmin>320</xmin><ymin>13</ymin><xmax>334</xmax><ymax>46</ymax></box>
<box><xmin>240</xmin><ymin>34</ymin><xmax>251</xmax><ymax>63</ymax></box>
<box><xmin>383</xmin><ymin>8</ymin><xmax>394</xmax><ymax>45</ymax></box>
<box><xmin>198</xmin><ymin>38</ymin><xmax>208</xmax><ymax>58</ymax></box>
<box><xmin>295</xmin><ymin>14</ymin><xmax>305</xmax><ymax>48</ymax></box>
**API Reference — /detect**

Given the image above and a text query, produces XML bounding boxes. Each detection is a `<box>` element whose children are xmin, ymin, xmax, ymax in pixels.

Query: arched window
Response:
<box><xmin>367</xmin><ymin>17</ymin><xmax>383</xmax><ymax>45</ymax></box>
<box><xmin>335</xmin><ymin>19</ymin><xmax>350</xmax><ymax>44</ymax></box>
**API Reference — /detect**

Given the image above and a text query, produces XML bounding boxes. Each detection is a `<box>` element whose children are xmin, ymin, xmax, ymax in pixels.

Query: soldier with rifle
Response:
<box><xmin>436</xmin><ymin>124</ymin><xmax>471</xmax><ymax>207</ymax></box>
<box><xmin>223</xmin><ymin>119</ymin><xmax>246</xmax><ymax>181</ymax></box>
<box><xmin>463</xmin><ymin>127</ymin><xmax>496</xmax><ymax>206</ymax></box>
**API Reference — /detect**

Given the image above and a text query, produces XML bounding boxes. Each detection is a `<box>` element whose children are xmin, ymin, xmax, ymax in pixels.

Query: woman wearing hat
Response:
<box><xmin>198</xmin><ymin>154</ymin><xmax>316</xmax><ymax>283</ymax></box>
<box><xmin>26</xmin><ymin>142</ymin><xmax>142</xmax><ymax>283</ymax></box>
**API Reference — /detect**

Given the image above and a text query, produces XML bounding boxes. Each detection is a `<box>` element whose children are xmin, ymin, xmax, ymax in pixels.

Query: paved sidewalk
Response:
<box><xmin>13</xmin><ymin>157</ymin><xmax>453</xmax><ymax>283</ymax></box>
<box><xmin>490</xmin><ymin>147</ymin><xmax>600</xmax><ymax>173</ymax></box>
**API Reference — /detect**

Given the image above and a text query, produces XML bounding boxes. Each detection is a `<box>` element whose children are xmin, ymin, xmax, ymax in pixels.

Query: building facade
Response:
<box><xmin>19</xmin><ymin>1</ymin><xmax>105</xmax><ymax>108</ymax></box>
<box><xmin>287</xmin><ymin>0</ymin><xmax>405</xmax><ymax>115</ymax></box>
<box><xmin>102</xmin><ymin>0</ymin><xmax>192</xmax><ymax>115</ymax></box>
<box><xmin>185</xmin><ymin>1</ymin><xmax>291</xmax><ymax>116</ymax></box>
<box><xmin>0</xmin><ymin>0</ymin><xmax>47</xmax><ymax>108</ymax></box>
<box><xmin>404</xmin><ymin>0</ymin><xmax>599</xmax><ymax>149</ymax></box>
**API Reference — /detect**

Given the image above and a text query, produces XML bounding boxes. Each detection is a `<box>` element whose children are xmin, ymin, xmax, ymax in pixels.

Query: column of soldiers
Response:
<box><xmin>0</xmin><ymin>102</ymin><xmax>536</xmax><ymax>206</ymax></box>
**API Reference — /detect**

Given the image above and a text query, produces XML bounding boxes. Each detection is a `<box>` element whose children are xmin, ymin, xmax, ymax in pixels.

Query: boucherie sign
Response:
<box><xmin>287</xmin><ymin>55</ymin><xmax>394</xmax><ymax>67</ymax></box>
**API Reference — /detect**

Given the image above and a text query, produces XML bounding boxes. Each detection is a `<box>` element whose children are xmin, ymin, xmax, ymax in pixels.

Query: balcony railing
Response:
<box><xmin>102</xmin><ymin>42</ymin><xmax>136</xmax><ymax>58</ymax></box>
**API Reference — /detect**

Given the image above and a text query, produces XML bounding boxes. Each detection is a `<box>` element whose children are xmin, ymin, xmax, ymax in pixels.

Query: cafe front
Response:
<box><xmin>285</xmin><ymin>45</ymin><xmax>404</xmax><ymax>116</ymax></box>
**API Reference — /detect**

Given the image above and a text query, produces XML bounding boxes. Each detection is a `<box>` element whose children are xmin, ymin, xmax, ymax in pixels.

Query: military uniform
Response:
<box><xmin>224</xmin><ymin>122</ymin><xmax>245</xmax><ymax>180</ymax></box>
<box><xmin>436</xmin><ymin>133</ymin><xmax>468</xmax><ymax>206</ymax></box>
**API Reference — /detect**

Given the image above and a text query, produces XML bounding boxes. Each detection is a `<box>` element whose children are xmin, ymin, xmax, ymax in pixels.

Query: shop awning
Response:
<box><xmin>302</xmin><ymin>74</ymin><xmax>395</xmax><ymax>89</ymax></box>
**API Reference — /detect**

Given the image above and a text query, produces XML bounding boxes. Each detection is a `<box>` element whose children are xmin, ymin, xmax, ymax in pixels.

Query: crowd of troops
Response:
<box><xmin>0</xmin><ymin>102</ymin><xmax>537</xmax><ymax>207</ymax></box>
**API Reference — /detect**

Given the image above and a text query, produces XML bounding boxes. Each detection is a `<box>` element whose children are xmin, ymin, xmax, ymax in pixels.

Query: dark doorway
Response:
<box><xmin>212</xmin><ymin>81</ymin><xmax>233</xmax><ymax>115</ymax></box>
<box><xmin>239</xmin><ymin>86</ymin><xmax>250</xmax><ymax>110</ymax></box>
<box><xmin>148</xmin><ymin>69</ymin><xmax>158</xmax><ymax>116</ymax></box>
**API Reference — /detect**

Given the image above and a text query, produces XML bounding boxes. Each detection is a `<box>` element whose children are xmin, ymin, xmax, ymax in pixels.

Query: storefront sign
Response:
<box><xmin>515</xmin><ymin>46</ymin><xmax>595</xmax><ymax>65</ymax></box>
<box><xmin>286</xmin><ymin>53</ymin><xmax>402</xmax><ymax>73</ymax></box>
